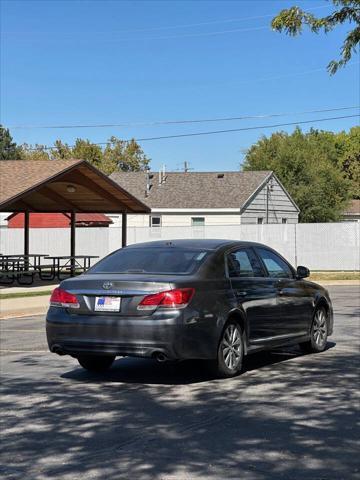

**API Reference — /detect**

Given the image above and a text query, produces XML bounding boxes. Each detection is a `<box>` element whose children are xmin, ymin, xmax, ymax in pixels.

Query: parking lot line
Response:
<box><xmin>0</xmin><ymin>349</ymin><xmax>48</xmax><ymax>353</ymax></box>
<box><xmin>0</xmin><ymin>329</ymin><xmax>44</xmax><ymax>333</ymax></box>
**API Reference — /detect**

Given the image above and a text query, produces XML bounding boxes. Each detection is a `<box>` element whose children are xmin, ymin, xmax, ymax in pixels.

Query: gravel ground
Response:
<box><xmin>0</xmin><ymin>286</ymin><xmax>359</xmax><ymax>480</ymax></box>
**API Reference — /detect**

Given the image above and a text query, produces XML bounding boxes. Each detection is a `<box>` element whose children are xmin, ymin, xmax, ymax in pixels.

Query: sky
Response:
<box><xmin>1</xmin><ymin>0</ymin><xmax>359</xmax><ymax>172</ymax></box>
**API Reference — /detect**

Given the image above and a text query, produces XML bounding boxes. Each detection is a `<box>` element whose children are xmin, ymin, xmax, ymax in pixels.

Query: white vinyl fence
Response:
<box><xmin>1</xmin><ymin>222</ymin><xmax>359</xmax><ymax>271</ymax></box>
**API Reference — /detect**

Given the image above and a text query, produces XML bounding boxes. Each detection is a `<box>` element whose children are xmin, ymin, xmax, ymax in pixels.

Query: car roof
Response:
<box><xmin>125</xmin><ymin>239</ymin><xmax>267</xmax><ymax>251</ymax></box>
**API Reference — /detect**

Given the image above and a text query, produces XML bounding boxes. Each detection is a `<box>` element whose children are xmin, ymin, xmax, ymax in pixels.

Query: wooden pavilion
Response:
<box><xmin>0</xmin><ymin>159</ymin><xmax>150</xmax><ymax>263</ymax></box>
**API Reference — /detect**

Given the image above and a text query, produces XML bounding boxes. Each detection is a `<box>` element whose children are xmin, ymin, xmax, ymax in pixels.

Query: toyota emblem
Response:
<box><xmin>103</xmin><ymin>281</ymin><xmax>113</xmax><ymax>290</ymax></box>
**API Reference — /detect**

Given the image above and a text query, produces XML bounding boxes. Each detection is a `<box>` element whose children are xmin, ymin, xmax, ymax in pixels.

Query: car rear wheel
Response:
<box><xmin>300</xmin><ymin>306</ymin><xmax>328</xmax><ymax>354</ymax></box>
<box><xmin>77</xmin><ymin>355</ymin><xmax>115</xmax><ymax>372</ymax></box>
<box><xmin>214</xmin><ymin>322</ymin><xmax>244</xmax><ymax>378</ymax></box>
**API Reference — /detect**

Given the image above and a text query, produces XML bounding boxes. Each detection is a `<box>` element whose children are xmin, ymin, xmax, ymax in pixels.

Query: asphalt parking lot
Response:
<box><xmin>0</xmin><ymin>286</ymin><xmax>359</xmax><ymax>480</ymax></box>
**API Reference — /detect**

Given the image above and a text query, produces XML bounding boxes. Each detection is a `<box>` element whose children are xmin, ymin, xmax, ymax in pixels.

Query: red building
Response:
<box><xmin>6</xmin><ymin>212</ymin><xmax>113</xmax><ymax>228</ymax></box>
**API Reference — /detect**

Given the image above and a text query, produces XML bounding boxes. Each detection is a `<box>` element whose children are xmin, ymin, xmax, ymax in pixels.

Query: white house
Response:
<box><xmin>341</xmin><ymin>199</ymin><xmax>360</xmax><ymax>221</ymax></box>
<box><xmin>109</xmin><ymin>170</ymin><xmax>299</xmax><ymax>227</ymax></box>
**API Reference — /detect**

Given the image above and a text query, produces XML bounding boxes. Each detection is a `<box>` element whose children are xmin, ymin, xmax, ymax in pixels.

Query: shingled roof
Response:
<box><xmin>0</xmin><ymin>160</ymin><xmax>150</xmax><ymax>213</ymax></box>
<box><xmin>110</xmin><ymin>171</ymin><xmax>273</xmax><ymax>209</ymax></box>
<box><xmin>0</xmin><ymin>159</ymin><xmax>81</xmax><ymax>204</ymax></box>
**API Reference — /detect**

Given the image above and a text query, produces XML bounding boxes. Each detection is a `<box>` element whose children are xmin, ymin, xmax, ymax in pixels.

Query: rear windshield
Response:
<box><xmin>89</xmin><ymin>248</ymin><xmax>209</xmax><ymax>275</ymax></box>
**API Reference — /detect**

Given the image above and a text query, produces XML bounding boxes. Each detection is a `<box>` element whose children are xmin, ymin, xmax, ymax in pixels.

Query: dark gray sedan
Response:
<box><xmin>46</xmin><ymin>239</ymin><xmax>333</xmax><ymax>377</ymax></box>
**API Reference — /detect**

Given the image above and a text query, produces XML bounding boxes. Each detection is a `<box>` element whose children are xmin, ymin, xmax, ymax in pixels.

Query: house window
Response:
<box><xmin>150</xmin><ymin>216</ymin><xmax>161</xmax><ymax>227</ymax></box>
<box><xmin>282</xmin><ymin>218</ymin><xmax>287</xmax><ymax>224</ymax></box>
<box><xmin>257</xmin><ymin>218</ymin><xmax>263</xmax><ymax>224</ymax></box>
<box><xmin>191</xmin><ymin>217</ymin><xmax>205</xmax><ymax>227</ymax></box>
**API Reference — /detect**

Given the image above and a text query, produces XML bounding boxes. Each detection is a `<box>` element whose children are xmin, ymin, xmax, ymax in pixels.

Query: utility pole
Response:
<box><xmin>184</xmin><ymin>161</ymin><xmax>193</xmax><ymax>173</ymax></box>
<box><xmin>266</xmin><ymin>177</ymin><xmax>273</xmax><ymax>224</ymax></box>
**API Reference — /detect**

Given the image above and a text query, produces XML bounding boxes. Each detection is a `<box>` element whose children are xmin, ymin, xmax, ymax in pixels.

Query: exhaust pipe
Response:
<box><xmin>51</xmin><ymin>344</ymin><xmax>65</xmax><ymax>355</ymax></box>
<box><xmin>154</xmin><ymin>352</ymin><xmax>168</xmax><ymax>362</ymax></box>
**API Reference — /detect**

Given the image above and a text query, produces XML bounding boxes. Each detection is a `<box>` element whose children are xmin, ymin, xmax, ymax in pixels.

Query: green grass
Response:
<box><xmin>309</xmin><ymin>271</ymin><xmax>360</xmax><ymax>281</ymax></box>
<box><xmin>0</xmin><ymin>290</ymin><xmax>53</xmax><ymax>300</ymax></box>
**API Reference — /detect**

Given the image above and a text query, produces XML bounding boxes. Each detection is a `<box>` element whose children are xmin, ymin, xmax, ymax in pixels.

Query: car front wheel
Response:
<box><xmin>214</xmin><ymin>322</ymin><xmax>244</xmax><ymax>378</ymax></box>
<box><xmin>300</xmin><ymin>307</ymin><xmax>328</xmax><ymax>354</ymax></box>
<box><xmin>77</xmin><ymin>355</ymin><xmax>115</xmax><ymax>372</ymax></box>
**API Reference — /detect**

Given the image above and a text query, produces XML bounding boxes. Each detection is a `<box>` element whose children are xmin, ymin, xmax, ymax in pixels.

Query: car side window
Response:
<box><xmin>227</xmin><ymin>248</ymin><xmax>264</xmax><ymax>278</ymax></box>
<box><xmin>256</xmin><ymin>248</ymin><xmax>293</xmax><ymax>279</ymax></box>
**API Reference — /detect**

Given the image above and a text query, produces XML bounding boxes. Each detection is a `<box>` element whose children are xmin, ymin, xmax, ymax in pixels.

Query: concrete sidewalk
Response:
<box><xmin>0</xmin><ymin>294</ymin><xmax>52</xmax><ymax>319</ymax></box>
<box><xmin>312</xmin><ymin>279</ymin><xmax>359</xmax><ymax>286</ymax></box>
<box><xmin>0</xmin><ymin>284</ymin><xmax>58</xmax><ymax>295</ymax></box>
<box><xmin>0</xmin><ymin>283</ymin><xmax>57</xmax><ymax>319</ymax></box>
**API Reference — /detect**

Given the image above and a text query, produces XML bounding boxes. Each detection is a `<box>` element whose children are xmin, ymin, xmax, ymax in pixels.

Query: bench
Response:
<box><xmin>0</xmin><ymin>269</ymin><xmax>16</xmax><ymax>285</ymax></box>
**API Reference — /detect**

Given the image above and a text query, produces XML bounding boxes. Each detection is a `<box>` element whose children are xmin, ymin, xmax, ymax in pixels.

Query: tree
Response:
<box><xmin>242</xmin><ymin>127</ymin><xmax>352</xmax><ymax>222</ymax></box>
<box><xmin>271</xmin><ymin>0</ymin><xmax>360</xmax><ymax>74</ymax></box>
<box><xmin>51</xmin><ymin>140</ymin><xmax>73</xmax><ymax>160</ymax></box>
<box><xmin>17</xmin><ymin>135</ymin><xmax>151</xmax><ymax>174</ymax></box>
<box><xmin>334</xmin><ymin>126</ymin><xmax>360</xmax><ymax>198</ymax></box>
<box><xmin>0</xmin><ymin>125</ymin><xmax>22</xmax><ymax>160</ymax></box>
<box><xmin>71</xmin><ymin>139</ymin><xmax>103</xmax><ymax>169</ymax></box>
<box><xmin>102</xmin><ymin>137</ymin><xmax>150</xmax><ymax>175</ymax></box>
<box><xmin>20</xmin><ymin>143</ymin><xmax>50</xmax><ymax>161</ymax></box>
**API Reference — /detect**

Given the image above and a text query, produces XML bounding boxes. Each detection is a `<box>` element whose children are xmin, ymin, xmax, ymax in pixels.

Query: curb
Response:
<box><xmin>313</xmin><ymin>280</ymin><xmax>359</xmax><ymax>286</ymax></box>
<box><xmin>0</xmin><ymin>311</ymin><xmax>47</xmax><ymax>320</ymax></box>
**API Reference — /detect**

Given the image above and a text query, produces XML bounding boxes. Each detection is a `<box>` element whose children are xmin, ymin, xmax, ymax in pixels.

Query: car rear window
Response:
<box><xmin>88</xmin><ymin>248</ymin><xmax>209</xmax><ymax>275</ymax></box>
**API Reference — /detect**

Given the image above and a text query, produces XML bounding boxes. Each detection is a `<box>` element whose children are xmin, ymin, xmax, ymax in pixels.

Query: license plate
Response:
<box><xmin>95</xmin><ymin>296</ymin><xmax>121</xmax><ymax>312</ymax></box>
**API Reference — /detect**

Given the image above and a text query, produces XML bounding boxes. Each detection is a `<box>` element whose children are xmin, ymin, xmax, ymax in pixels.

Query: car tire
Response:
<box><xmin>214</xmin><ymin>321</ymin><xmax>244</xmax><ymax>378</ymax></box>
<box><xmin>300</xmin><ymin>306</ymin><xmax>328</xmax><ymax>354</ymax></box>
<box><xmin>77</xmin><ymin>355</ymin><xmax>115</xmax><ymax>372</ymax></box>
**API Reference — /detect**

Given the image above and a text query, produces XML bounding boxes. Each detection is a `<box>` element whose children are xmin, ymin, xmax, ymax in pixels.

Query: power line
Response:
<box><xmin>27</xmin><ymin>114</ymin><xmax>359</xmax><ymax>150</ymax></box>
<box><xmin>2</xmin><ymin>5</ymin><xmax>330</xmax><ymax>36</ymax></box>
<box><xmin>3</xmin><ymin>25</ymin><xmax>271</xmax><ymax>42</ymax></box>
<box><xmin>136</xmin><ymin>115</ymin><xmax>359</xmax><ymax>141</ymax></box>
<box><xmin>116</xmin><ymin>4</ymin><xmax>331</xmax><ymax>33</ymax></box>
<box><xmin>2</xmin><ymin>25</ymin><xmax>267</xmax><ymax>40</ymax></box>
<box><xmin>235</xmin><ymin>61</ymin><xmax>359</xmax><ymax>85</ymax></box>
<box><xmin>2</xmin><ymin>24</ymin><xmax>271</xmax><ymax>43</ymax></box>
<box><xmin>9</xmin><ymin>106</ymin><xmax>359</xmax><ymax>130</ymax></box>
<box><xmin>1</xmin><ymin>6</ymin><xmax>332</xmax><ymax>43</ymax></box>
<box><xmin>133</xmin><ymin>25</ymin><xmax>269</xmax><ymax>41</ymax></box>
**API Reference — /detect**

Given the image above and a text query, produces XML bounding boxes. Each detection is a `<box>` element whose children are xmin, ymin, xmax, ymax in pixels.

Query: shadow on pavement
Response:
<box><xmin>60</xmin><ymin>343</ymin><xmax>336</xmax><ymax>386</ymax></box>
<box><xmin>1</xmin><ymin>341</ymin><xmax>358</xmax><ymax>480</ymax></box>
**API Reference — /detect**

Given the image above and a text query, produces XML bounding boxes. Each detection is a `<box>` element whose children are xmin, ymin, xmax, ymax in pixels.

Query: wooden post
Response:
<box><xmin>23</xmin><ymin>211</ymin><xmax>30</xmax><ymax>270</ymax></box>
<box><xmin>70</xmin><ymin>212</ymin><xmax>76</xmax><ymax>276</ymax></box>
<box><xmin>122</xmin><ymin>213</ymin><xmax>127</xmax><ymax>248</ymax></box>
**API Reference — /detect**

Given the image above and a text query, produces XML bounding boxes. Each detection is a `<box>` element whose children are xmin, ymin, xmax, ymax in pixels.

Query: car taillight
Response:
<box><xmin>137</xmin><ymin>288</ymin><xmax>195</xmax><ymax>310</ymax></box>
<box><xmin>50</xmin><ymin>288</ymin><xmax>80</xmax><ymax>308</ymax></box>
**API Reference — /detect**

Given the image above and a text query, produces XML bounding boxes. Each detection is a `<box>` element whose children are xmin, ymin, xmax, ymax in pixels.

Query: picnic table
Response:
<box><xmin>0</xmin><ymin>254</ymin><xmax>99</xmax><ymax>284</ymax></box>
<box><xmin>46</xmin><ymin>255</ymin><xmax>99</xmax><ymax>279</ymax></box>
<box><xmin>0</xmin><ymin>254</ymin><xmax>49</xmax><ymax>285</ymax></box>
<box><xmin>1</xmin><ymin>254</ymin><xmax>48</xmax><ymax>268</ymax></box>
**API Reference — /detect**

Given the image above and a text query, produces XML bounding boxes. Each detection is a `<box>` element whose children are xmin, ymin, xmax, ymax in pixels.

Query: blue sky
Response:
<box><xmin>1</xmin><ymin>0</ymin><xmax>359</xmax><ymax>172</ymax></box>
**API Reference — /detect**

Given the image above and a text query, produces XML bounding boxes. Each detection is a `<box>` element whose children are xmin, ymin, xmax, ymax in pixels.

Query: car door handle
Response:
<box><xmin>278</xmin><ymin>289</ymin><xmax>284</xmax><ymax>295</ymax></box>
<box><xmin>236</xmin><ymin>291</ymin><xmax>247</xmax><ymax>297</ymax></box>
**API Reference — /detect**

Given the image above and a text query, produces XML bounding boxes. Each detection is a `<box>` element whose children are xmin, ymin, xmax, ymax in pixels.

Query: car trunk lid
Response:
<box><xmin>59</xmin><ymin>274</ymin><xmax>173</xmax><ymax>316</ymax></box>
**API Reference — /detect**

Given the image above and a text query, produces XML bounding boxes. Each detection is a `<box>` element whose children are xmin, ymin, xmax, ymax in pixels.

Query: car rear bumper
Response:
<box><xmin>46</xmin><ymin>307</ymin><xmax>217</xmax><ymax>360</ymax></box>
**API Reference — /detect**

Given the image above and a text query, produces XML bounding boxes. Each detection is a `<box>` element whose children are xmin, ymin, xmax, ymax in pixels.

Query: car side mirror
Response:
<box><xmin>296</xmin><ymin>266</ymin><xmax>310</xmax><ymax>279</ymax></box>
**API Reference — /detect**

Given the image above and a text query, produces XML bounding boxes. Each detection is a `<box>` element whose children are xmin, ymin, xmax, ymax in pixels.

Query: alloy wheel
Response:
<box><xmin>313</xmin><ymin>309</ymin><xmax>327</xmax><ymax>346</ymax></box>
<box><xmin>221</xmin><ymin>324</ymin><xmax>243</xmax><ymax>370</ymax></box>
